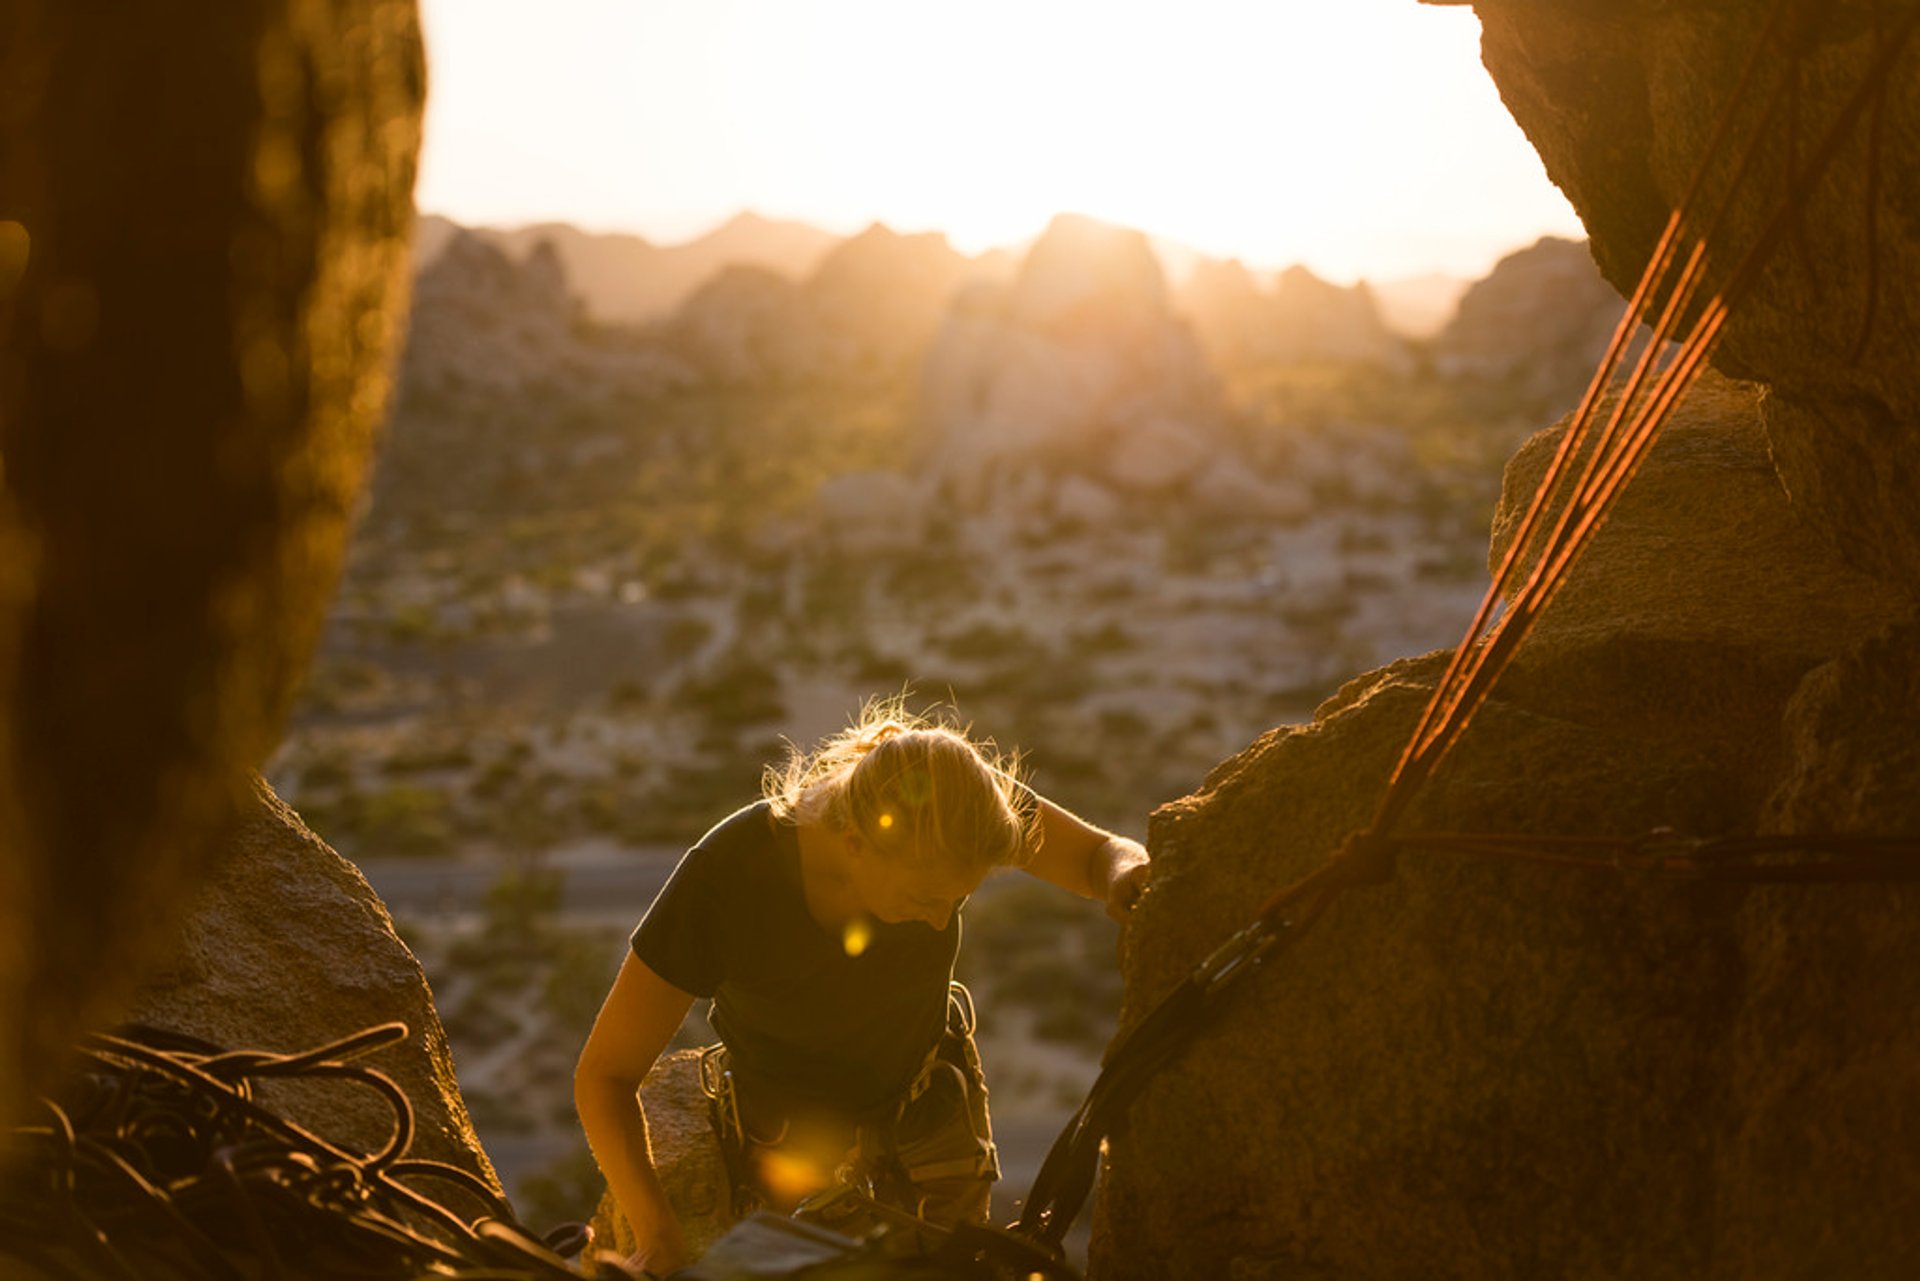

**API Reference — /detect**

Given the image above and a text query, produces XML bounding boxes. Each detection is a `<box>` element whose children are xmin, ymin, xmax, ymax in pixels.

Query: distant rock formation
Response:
<box><xmin>415</xmin><ymin>211</ymin><xmax>843</xmax><ymax>326</ymax></box>
<box><xmin>0</xmin><ymin>0</ymin><xmax>423</xmax><ymax>1128</ymax></box>
<box><xmin>401</xmin><ymin>230</ymin><xmax>689</xmax><ymax>408</ymax></box>
<box><xmin>918</xmin><ymin>213</ymin><xmax>1225</xmax><ymax>503</ymax></box>
<box><xmin>1431</xmin><ymin>235</ymin><xmax>1622</xmax><ymax>417</ymax></box>
<box><xmin>1179</xmin><ymin>258</ymin><xmax>1407</xmax><ymax>371</ymax></box>
<box><xmin>129</xmin><ymin>779</ymin><xmax>500</xmax><ymax>1194</ymax></box>
<box><xmin>802</xmin><ymin>223</ymin><xmax>983</xmax><ymax>369</ymax></box>
<box><xmin>658</xmin><ymin>223</ymin><xmax>980</xmax><ymax>385</ymax></box>
<box><xmin>663</xmin><ymin>263</ymin><xmax>809</xmax><ymax>386</ymax></box>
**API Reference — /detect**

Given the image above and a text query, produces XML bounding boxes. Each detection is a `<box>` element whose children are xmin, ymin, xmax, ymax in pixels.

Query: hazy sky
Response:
<box><xmin>415</xmin><ymin>0</ymin><xmax>1586</xmax><ymax>283</ymax></box>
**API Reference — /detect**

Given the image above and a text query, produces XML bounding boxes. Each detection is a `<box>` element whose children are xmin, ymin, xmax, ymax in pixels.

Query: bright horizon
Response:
<box><xmin>415</xmin><ymin>0</ymin><xmax>1587</xmax><ymax>285</ymax></box>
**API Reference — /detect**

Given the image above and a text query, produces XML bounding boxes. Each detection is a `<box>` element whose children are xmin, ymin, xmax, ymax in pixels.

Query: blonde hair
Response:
<box><xmin>764</xmin><ymin>698</ymin><xmax>1037</xmax><ymax>880</ymax></box>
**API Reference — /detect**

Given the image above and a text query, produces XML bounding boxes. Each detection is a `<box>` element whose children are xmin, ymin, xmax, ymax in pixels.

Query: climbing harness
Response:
<box><xmin>701</xmin><ymin>982</ymin><xmax>997</xmax><ymax>1235</ymax></box>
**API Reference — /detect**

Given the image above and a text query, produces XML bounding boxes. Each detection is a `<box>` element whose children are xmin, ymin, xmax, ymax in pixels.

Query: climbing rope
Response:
<box><xmin>1015</xmin><ymin>0</ymin><xmax>1920</xmax><ymax>1249</ymax></box>
<box><xmin>0</xmin><ymin>1022</ymin><xmax>616</xmax><ymax>1280</ymax></box>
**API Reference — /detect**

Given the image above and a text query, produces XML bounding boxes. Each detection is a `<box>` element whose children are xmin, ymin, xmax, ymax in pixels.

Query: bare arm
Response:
<box><xmin>1021</xmin><ymin>795</ymin><xmax>1151</xmax><ymax>921</ymax></box>
<box><xmin>575</xmin><ymin>953</ymin><xmax>697</xmax><ymax>1276</ymax></box>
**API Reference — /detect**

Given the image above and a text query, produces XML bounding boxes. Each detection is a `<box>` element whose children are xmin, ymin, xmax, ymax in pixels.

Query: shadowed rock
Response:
<box><xmin>1089</xmin><ymin>376</ymin><xmax>1911</xmax><ymax>1277</ymax></box>
<box><xmin>589</xmin><ymin>1049</ymin><xmax>737</xmax><ymax>1261</ymax></box>
<box><xmin>0</xmin><ymin>1</ymin><xmax>423</xmax><ymax>1133</ymax></box>
<box><xmin>127</xmin><ymin>778</ymin><xmax>500</xmax><ymax>1192</ymax></box>
<box><xmin>1472</xmin><ymin>0</ymin><xmax>1920</xmax><ymax>587</ymax></box>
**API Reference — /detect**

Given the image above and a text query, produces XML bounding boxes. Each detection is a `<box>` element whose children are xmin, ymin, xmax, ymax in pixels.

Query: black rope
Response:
<box><xmin>1</xmin><ymin>1023</ymin><xmax>627</xmax><ymax>1281</ymax></box>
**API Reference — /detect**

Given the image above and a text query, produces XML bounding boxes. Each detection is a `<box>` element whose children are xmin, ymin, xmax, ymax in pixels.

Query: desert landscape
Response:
<box><xmin>264</xmin><ymin>209</ymin><xmax>1622</xmax><ymax>1222</ymax></box>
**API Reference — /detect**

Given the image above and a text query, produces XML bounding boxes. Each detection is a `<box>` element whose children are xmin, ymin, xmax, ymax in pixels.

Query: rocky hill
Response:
<box><xmin>1432</xmin><ymin>233</ymin><xmax>1624</xmax><ymax>419</ymax></box>
<box><xmin>415</xmin><ymin>210</ymin><xmax>843</xmax><ymax>324</ymax></box>
<box><xmin>228</xmin><ymin>184</ymin><xmax>1672</xmax><ymax>1229</ymax></box>
<box><xmin>1179</xmin><ymin>258</ymin><xmax>1409</xmax><ymax>372</ymax></box>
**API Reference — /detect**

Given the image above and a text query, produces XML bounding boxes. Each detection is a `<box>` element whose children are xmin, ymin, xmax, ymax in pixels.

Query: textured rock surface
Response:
<box><xmin>1088</xmin><ymin>381</ymin><xmax>1911</xmax><ymax>1278</ymax></box>
<box><xmin>128</xmin><ymin>778</ymin><xmax>500</xmax><ymax>1193</ymax></box>
<box><xmin>0</xmin><ymin>0</ymin><xmax>423</xmax><ymax>1130</ymax></box>
<box><xmin>1473</xmin><ymin>0</ymin><xmax>1920</xmax><ymax>586</ymax></box>
<box><xmin>589</xmin><ymin>1049</ymin><xmax>737</xmax><ymax>1261</ymax></box>
<box><xmin>1718</xmin><ymin>616</ymin><xmax>1920</xmax><ymax>1277</ymax></box>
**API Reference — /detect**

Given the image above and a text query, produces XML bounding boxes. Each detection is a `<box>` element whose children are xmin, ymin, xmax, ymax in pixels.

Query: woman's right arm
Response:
<box><xmin>575</xmin><ymin>953</ymin><xmax>698</xmax><ymax>1276</ymax></box>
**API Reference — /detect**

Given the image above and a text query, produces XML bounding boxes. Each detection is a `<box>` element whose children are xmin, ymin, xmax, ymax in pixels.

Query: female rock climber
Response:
<box><xmin>573</xmin><ymin>702</ymin><xmax>1149</xmax><ymax>1276</ymax></box>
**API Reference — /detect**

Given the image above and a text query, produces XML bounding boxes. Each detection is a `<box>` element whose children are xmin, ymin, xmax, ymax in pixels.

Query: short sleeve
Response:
<box><xmin>630</xmin><ymin>840</ymin><xmax>728</xmax><ymax>998</ymax></box>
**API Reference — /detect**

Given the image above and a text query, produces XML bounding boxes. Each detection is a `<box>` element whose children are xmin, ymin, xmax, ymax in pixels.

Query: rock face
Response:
<box><xmin>1094</xmin><ymin>0</ymin><xmax>1920</xmax><ymax>1271</ymax></box>
<box><xmin>919</xmin><ymin>214</ymin><xmax>1225</xmax><ymax>501</ymax></box>
<box><xmin>128</xmin><ymin>779</ymin><xmax>500</xmax><ymax>1194</ymax></box>
<box><xmin>589</xmin><ymin>1049</ymin><xmax>736</xmax><ymax>1260</ymax></box>
<box><xmin>1431</xmin><ymin>235</ymin><xmax>1623</xmax><ymax>416</ymax></box>
<box><xmin>0</xmin><ymin>0</ymin><xmax>424</xmax><ymax>1129</ymax></box>
<box><xmin>1473</xmin><ymin>0</ymin><xmax>1920</xmax><ymax>586</ymax></box>
<box><xmin>1089</xmin><ymin>375</ymin><xmax>1913</xmax><ymax>1278</ymax></box>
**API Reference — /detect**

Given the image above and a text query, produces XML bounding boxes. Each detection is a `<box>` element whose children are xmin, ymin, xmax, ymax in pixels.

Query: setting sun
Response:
<box><xmin>416</xmin><ymin>0</ymin><xmax>1582</xmax><ymax>281</ymax></box>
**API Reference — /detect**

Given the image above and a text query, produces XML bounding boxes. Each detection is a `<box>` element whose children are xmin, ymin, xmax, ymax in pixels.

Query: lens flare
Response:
<box><xmin>754</xmin><ymin>1148</ymin><xmax>833</xmax><ymax>1207</ymax></box>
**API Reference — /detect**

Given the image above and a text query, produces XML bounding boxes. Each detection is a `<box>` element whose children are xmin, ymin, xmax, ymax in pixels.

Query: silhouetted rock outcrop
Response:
<box><xmin>129</xmin><ymin>779</ymin><xmax>500</xmax><ymax>1191</ymax></box>
<box><xmin>0</xmin><ymin>0</ymin><xmax>424</xmax><ymax>1129</ymax></box>
<box><xmin>1431</xmin><ymin>235</ymin><xmax>1621</xmax><ymax>417</ymax></box>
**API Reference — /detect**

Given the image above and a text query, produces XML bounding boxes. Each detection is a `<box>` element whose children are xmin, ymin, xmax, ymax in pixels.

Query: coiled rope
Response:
<box><xmin>0</xmin><ymin>1022</ymin><xmax>618</xmax><ymax>1280</ymax></box>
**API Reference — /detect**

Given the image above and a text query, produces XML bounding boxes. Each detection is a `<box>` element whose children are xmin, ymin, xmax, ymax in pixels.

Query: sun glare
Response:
<box><xmin>417</xmin><ymin>0</ymin><xmax>1582</xmax><ymax>281</ymax></box>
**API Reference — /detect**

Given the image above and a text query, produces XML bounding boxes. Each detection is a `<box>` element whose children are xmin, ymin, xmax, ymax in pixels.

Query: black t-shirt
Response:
<box><xmin>630</xmin><ymin>802</ymin><xmax>959</xmax><ymax>1117</ymax></box>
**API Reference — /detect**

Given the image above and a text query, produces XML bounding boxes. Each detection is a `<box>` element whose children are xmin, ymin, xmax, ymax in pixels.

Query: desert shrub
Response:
<box><xmin>442</xmin><ymin>986</ymin><xmax>519</xmax><ymax>1050</ymax></box>
<box><xmin>675</xmin><ymin>650</ymin><xmax>783</xmax><ymax>728</ymax></box>
<box><xmin>626</xmin><ymin>758</ymin><xmax>765</xmax><ymax>844</ymax></box>
<box><xmin>516</xmin><ymin>1143</ymin><xmax>605</xmax><ymax>1230</ymax></box>
<box><xmin>939</xmin><ymin>622</ymin><xmax>1037</xmax><ymax>663</ymax></box>
<box><xmin>469</xmin><ymin>753</ymin><xmax>524</xmax><ymax>801</ymax></box>
<box><xmin>542</xmin><ymin>933</ymin><xmax>626</xmax><ymax>1044</ymax></box>
<box><xmin>1066</xmin><ymin>621</ymin><xmax>1135</xmax><ymax>656</ymax></box>
<box><xmin>300</xmin><ymin>752</ymin><xmax>354</xmax><ymax>791</ymax></box>
<box><xmin>383</xmin><ymin>738</ymin><xmax>476</xmax><ymax>775</ymax></box>
<box><xmin>483</xmin><ymin>861</ymin><xmax>566</xmax><ymax>950</ymax></box>
<box><xmin>1096</xmin><ymin>707</ymin><xmax>1152</xmax><ymax>739</ymax></box>
<box><xmin>606</xmin><ymin>679</ymin><xmax>650</xmax><ymax>713</ymax></box>
<box><xmin>359</xmin><ymin>783</ymin><xmax>456</xmax><ymax>857</ymax></box>
<box><xmin>385</xmin><ymin>602</ymin><xmax>440</xmax><ymax>644</ymax></box>
<box><xmin>661</xmin><ymin>613</ymin><xmax>714</xmax><ymax>662</ymax></box>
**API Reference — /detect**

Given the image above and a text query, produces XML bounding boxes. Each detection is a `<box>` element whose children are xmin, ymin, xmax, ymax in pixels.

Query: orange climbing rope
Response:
<box><xmin>1017</xmin><ymin>1</ymin><xmax>1920</xmax><ymax>1249</ymax></box>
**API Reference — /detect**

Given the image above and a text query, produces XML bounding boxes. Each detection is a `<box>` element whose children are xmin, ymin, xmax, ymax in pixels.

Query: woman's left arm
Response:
<box><xmin>1022</xmin><ymin>796</ymin><xmax>1151</xmax><ymax>922</ymax></box>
